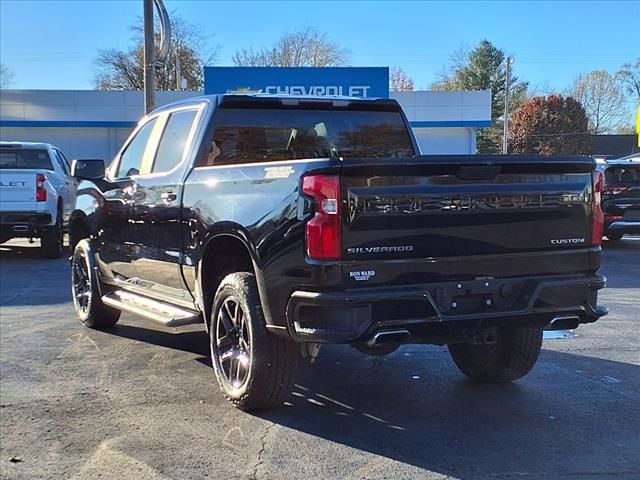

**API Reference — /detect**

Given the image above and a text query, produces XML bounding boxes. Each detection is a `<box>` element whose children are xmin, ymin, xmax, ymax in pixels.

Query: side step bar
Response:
<box><xmin>102</xmin><ymin>290</ymin><xmax>201</xmax><ymax>327</ymax></box>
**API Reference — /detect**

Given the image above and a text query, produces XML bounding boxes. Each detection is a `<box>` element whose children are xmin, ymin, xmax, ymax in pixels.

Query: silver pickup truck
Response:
<box><xmin>0</xmin><ymin>142</ymin><xmax>77</xmax><ymax>258</ymax></box>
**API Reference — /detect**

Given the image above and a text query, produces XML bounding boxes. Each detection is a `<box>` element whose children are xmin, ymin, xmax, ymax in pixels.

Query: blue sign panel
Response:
<box><xmin>204</xmin><ymin>67</ymin><xmax>389</xmax><ymax>98</ymax></box>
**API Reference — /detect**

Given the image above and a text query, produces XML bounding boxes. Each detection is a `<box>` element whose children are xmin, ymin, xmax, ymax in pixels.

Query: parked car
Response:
<box><xmin>0</xmin><ymin>142</ymin><xmax>76</xmax><ymax>258</ymax></box>
<box><xmin>68</xmin><ymin>94</ymin><xmax>608</xmax><ymax>411</ymax></box>
<box><xmin>597</xmin><ymin>155</ymin><xmax>640</xmax><ymax>241</ymax></box>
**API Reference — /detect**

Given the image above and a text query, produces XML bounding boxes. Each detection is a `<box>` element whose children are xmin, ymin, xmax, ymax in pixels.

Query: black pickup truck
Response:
<box><xmin>69</xmin><ymin>94</ymin><xmax>607</xmax><ymax>411</ymax></box>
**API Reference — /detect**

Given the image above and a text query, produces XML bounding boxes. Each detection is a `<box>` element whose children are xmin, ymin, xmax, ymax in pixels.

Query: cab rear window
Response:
<box><xmin>0</xmin><ymin>149</ymin><xmax>54</xmax><ymax>170</ymax></box>
<box><xmin>204</xmin><ymin>108</ymin><xmax>415</xmax><ymax>166</ymax></box>
<box><xmin>604</xmin><ymin>165</ymin><xmax>640</xmax><ymax>186</ymax></box>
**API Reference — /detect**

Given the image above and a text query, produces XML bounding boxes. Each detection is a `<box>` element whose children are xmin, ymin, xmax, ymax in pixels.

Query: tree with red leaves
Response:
<box><xmin>508</xmin><ymin>95</ymin><xmax>591</xmax><ymax>155</ymax></box>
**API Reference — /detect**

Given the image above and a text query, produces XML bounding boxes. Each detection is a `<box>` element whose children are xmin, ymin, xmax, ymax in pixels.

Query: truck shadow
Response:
<box><xmin>102</xmin><ymin>323</ymin><xmax>639</xmax><ymax>477</ymax></box>
<box><xmin>106</xmin><ymin>324</ymin><xmax>210</xmax><ymax>358</ymax></box>
<box><xmin>0</xmin><ymin>243</ymin><xmax>71</xmax><ymax>306</ymax></box>
<box><xmin>0</xmin><ymin>242</ymin><xmax>55</xmax><ymax>259</ymax></box>
<box><xmin>259</xmin><ymin>345</ymin><xmax>640</xmax><ymax>479</ymax></box>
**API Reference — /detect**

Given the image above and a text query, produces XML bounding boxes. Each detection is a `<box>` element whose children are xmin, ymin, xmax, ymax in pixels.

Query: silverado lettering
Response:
<box><xmin>347</xmin><ymin>246</ymin><xmax>415</xmax><ymax>254</ymax></box>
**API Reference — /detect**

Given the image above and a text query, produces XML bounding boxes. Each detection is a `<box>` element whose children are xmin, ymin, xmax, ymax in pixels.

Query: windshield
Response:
<box><xmin>209</xmin><ymin>108</ymin><xmax>415</xmax><ymax>165</ymax></box>
<box><xmin>0</xmin><ymin>149</ymin><xmax>54</xmax><ymax>170</ymax></box>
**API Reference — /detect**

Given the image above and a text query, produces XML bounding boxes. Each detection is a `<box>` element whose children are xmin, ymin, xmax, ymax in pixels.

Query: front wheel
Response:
<box><xmin>448</xmin><ymin>327</ymin><xmax>543</xmax><ymax>383</ymax></box>
<box><xmin>210</xmin><ymin>272</ymin><xmax>299</xmax><ymax>411</ymax></box>
<box><xmin>71</xmin><ymin>239</ymin><xmax>120</xmax><ymax>329</ymax></box>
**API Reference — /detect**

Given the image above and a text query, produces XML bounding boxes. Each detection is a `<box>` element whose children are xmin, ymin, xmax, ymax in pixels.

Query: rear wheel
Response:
<box><xmin>210</xmin><ymin>272</ymin><xmax>299</xmax><ymax>411</ymax></box>
<box><xmin>41</xmin><ymin>206</ymin><xmax>63</xmax><ymax>259</ymax></box>
<box><xmin>71</xmin><ymin>239</ymin><xmax>120</xmax><ymax>329</ymax></box>
<box><xmin>448</xmin><ymin>327</ymin><xmax>543</xmax><ymax>383</ymax></box>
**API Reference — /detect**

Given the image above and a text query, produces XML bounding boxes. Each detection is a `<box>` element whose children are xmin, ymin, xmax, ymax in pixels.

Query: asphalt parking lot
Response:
<box><xmin>1</xmin><ymin>238</ymin><xmax>638</xmax><ymax>480</ymax></box>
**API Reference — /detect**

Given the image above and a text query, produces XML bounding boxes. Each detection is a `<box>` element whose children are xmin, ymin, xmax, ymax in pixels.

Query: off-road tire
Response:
<box><xmin>210</xmin><ymin>272</ymin><xmax>299</xmax><ymax>411</ymax></box>
<box><xmin>448</xmin><ymin>327</ymin><xmax>543</xmax><ymax>383</ymax></box>
<box><xmin>41</xmin><ymin>206</ymin><xmax>63</xmax><ymax>259</ymax></box>
<box><xmin>71</xmin><ymin>239</ymin><xmax>120</xmax><ymax>329</ymax></box>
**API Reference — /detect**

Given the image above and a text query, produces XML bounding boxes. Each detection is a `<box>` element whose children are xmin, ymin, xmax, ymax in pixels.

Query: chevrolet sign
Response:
<box><xmin>204</xmin><ymin>67</ymin><xmax>389</xmax><ymax>98</ymax></box>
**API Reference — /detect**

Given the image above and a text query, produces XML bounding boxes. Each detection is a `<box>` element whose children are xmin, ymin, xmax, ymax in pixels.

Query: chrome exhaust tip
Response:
<box><xmin>367</xmin><ymin>329</ymin><xmax>411</xmax><ymax>347</ymax></box>
<box><xmin>546</xmin><ymin>315</ymin><xmax>580</xmax><ymax>331</ymax></box>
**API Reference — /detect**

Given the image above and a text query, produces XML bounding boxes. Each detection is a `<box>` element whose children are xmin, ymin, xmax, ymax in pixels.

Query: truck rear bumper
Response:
<box><xmin>0</xmin><ymin>211</ymin><xmax>53</xmax><ymax>238</ymax></box>
<box><xmin>285</xmin><ymin>274</ymin><xmax>607</xmax><ymax>343</ymax></box>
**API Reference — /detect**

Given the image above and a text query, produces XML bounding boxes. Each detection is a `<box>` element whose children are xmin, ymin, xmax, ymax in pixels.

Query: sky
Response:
<box><xmin>1</xmin><ymin>0</ymin><xmax>639</xmax><ymax>98</ymax></box>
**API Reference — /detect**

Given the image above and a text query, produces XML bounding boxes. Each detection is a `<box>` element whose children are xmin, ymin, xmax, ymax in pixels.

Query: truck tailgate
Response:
<box><xmin>341</xmin><ymin>155</ymin><xmax>597</xmax><ymax>286</ymax></box>
<box><xmin>0</xmin><ymin>170</ymin><xmax>37</xmax><ymax>211</ymax></box>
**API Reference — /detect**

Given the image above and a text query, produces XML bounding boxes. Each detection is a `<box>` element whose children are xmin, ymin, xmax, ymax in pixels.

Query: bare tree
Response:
<box><xmin>571</xmin><ymin>70</ymin><xmax>627</xmax><ymax>134</ymax></box>
<box><xmin>431</xmin><ymin>46</ymin><xmax>469</xmax><ymax>90</ymax></box>
<box><xmin>615</xmin><ymin>124</ymin><xmax>637</xmax><ymax>134</ymax></box>
<box><xmin>95</xmin><ymin>15</ymin><xmax>217</xmax><ymax>91</ymax></box>
<box><xmin>390</xmin><ymin>67</ymin><xmax>414</xmax><ymax>92</ymax></box>
<box><xmin>617</xmin><ymin>58</ymin><xmax>640</xmax><ymax>99</ymax></box>
<box><xmin>0</xmin><ymin>63</ymin><xmax>14</xmax><ymax>89</ymax></box>
<box><xmin>232</xmin><ymin>27</ymin><xmax>348</xmax><ymax>67</ymax></box>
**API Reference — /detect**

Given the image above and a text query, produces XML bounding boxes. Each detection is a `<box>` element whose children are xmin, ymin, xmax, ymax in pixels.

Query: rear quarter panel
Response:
<box><xmin>182</xmin><ymin>158</ymin><xmax>342</xmax><ymax>327</ymax></box>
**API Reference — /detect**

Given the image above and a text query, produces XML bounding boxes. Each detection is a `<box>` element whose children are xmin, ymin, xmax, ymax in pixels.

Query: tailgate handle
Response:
<box><xmin>456</xmin><ymin>166</ymin><xmax>501</xmax><ymax>181</ymax></box>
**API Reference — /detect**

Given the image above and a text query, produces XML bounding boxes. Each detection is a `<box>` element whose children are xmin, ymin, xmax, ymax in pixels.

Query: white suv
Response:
<box><xmin>0</xmin><ymin>142</ymin><xmax>77</xmax><ymax>258</ymax></box>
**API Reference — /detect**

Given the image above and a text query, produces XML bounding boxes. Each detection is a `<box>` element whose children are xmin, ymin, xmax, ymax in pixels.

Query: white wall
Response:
<box><xmin>391</xmin><ymin>90</ymin><xmax>491</xmax><ymax>127</ymax></box>
<box><xmin>0</xmin><ymin>126</ymin><xmax>131</xmax><ymax>164</ymax></box>
<box><xmin>1</xmin><ymin>89</ymin><xmax>491</xmax><ymax>159</ymax></box>
<box><xmin>413</xmin><ymin>127</ymin><xmax>477</xmax><ymax>155</ymax></box>
<box><xmin>0</xmin><ymin>90</ymin><xmax>199</xmax><ymax>124</ymax></box>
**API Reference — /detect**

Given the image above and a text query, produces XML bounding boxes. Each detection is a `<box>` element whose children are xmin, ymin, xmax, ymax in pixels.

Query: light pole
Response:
<box><xmin>143</xmin><ymin>0</ymin><xmax>171</xmax><ymax>114</ymax></box>
<box><xmin>143</xmin><ymin>0</ymin><xmax>156</xmax><ymax>114</ymax></box>
<box><xmin>503</xmin><ymin>56</ymin><xmax>513</xmax><ymax>154</ymax></box>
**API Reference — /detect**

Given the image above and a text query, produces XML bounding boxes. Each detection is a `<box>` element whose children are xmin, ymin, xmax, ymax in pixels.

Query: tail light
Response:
<box><xmin>591</xmin><ymin>171</ymin><xmax>604</xmax><ymax>247</ymax></box>
<box><xmin>302</xmin><ymin>174</ymin><xmax>341</xmax><ymax>260</ymax></box>
<box><xmin>36</xmin><ymin>173</ymin><xmax>47</xmax><ymax>202</ymax></box>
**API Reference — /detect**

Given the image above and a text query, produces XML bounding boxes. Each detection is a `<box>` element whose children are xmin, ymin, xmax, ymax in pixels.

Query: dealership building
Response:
<box><xmin>0</xmin><ymin>67</ymin><xmax>491</xmax><ymax>162</ymax></box>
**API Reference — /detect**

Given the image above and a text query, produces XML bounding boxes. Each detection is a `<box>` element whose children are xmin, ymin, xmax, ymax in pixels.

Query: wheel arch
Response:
<box><xmin>68</xmin><ymin>211</ymin><xmax>91</xmax><ymax>251</ymax></box>
<box><xmin>198</xmin><ymin>230</ymin><xmax>273</xmax><ymax>332</ymax></box>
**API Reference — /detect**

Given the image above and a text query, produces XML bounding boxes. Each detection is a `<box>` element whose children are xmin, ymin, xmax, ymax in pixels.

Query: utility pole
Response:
<box><xmin>502</xmin><ymin>56</ymin><xmax>512</xmax><ymax>154</ymax></box>
<box><xmin>175</xmin><ymin>42</ymin><xmax>181</xmax><ymax>91</ymax></box>
<box><xmin>143</xmin><ymin>0</ymin><xmax>156</xmax><ymax>114</ymax></box>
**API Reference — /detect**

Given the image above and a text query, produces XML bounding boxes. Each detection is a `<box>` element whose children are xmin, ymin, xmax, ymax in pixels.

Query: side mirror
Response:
<box><xmin>71</xmin><ymin>159</ymin><xmax>105</xmax><ymax>180</ymax></box>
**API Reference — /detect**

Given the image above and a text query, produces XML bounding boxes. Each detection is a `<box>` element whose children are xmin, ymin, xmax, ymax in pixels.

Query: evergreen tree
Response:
<box><xmin>433</xmin><ymin>40</ymin><xmax>528</xmax><ymax>153</ymax></box>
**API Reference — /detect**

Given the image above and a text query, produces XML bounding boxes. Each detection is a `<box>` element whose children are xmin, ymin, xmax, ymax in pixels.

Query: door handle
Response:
<box><xmin>160</xmin><ymin>191</ymin><xmax>178</xmax><ymax>204</ymax></box>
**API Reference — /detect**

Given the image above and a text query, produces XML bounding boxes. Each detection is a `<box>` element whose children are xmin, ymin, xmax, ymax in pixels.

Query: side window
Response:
<box><xmin>151</xmin><ymin>109</ymin><xmax>198</xmax><ymax>173</ymax></box>
<box><xmin>52</xmin><ymin>150</ymin><xmax>69</xmax><ymax>175</ymax></box>
<box><xmin>115</xmin><ymin>118</ymin><xmax>158</xmax><ymax>178</ymax></box>
<box><xmin>57</xmin><ymin>150</ymin><xmax>72</xmax><ymax>174</ymax></box>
